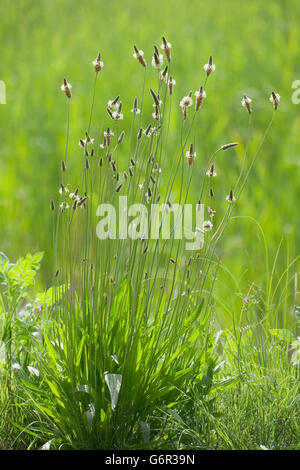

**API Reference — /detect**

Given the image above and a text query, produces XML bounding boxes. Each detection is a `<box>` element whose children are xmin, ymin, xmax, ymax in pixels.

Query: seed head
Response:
<box><xmin>104</xmin><ymin>128</ymin><xmax>114</xmax><ymax>146</ymax></box>
<box><xmin>161</xmin><ymin>36</ymin><xmax>172</xmax><ymax>62</ymax></box>
<box><xmin>61</xmin><ymin>78</ymin><xmax>72</xmax><ymax>98</ymax></box>
<box><xmin>111</xmin><ymin>110</ymin><xmax>124</xmax><ymax>121</ymax></box>
<box><xmin>100</xmin><ymin>136</ymin><xmax>107</xmax><ymax>149</ymax></box>
<box><xmin>204</xmin><ymin>55</ymin><xmax>216</xmax><ymax>77</ymax></box>
<box><xmin>59</xmin><ymin>183</ymin><xmax>69</xmax><ymax>195</ymax></box>
<box><xmin>207</xmin><ymin>206</ymin><xmax>216</xmax><ymax>218</ymax></box>
<box><xmin>180</xmin><ymin>93</ymin><xmax>193</xmax><ymax>120</ymax></box>
<box><xmin>206</xmin><ymin>163</ymin><xmax>216</xmax><ymax>177</ymax></box>
<box><xmin>133</xmin><ymin>45</ymin><xmax>147</xmax><ymax>67</ymax></box>
<box><xmin>79</xmin><ymin>133</ymin><xmax>94</xmax><ymax>148</ymax></box>
<box><xmin>186</xmin><ymin>143</ymin><xmax>197</xmax><ymax>166</ymax></box>
<box><xmin>202</xmin><ymin>220</ymin><xmax>213</xmax><ymax>231</ymax></box>
<box><xmin>180</xmin><ymin>94</ymin><xmax>193</xmax><ymax>109</ymax></box>
<box><xmin>60</xmin><ymin>201</ymin><xmax>69</xmax><ymax>211</ymax></box>
<box><xmin>143</xmin><ymin>123</ymin><xmax>152</xmax><ymax>137</ymax></box>
<box><xmin>93</xmin><ymin>52</ymin><xmax>104</xmax><ymax>72</ymax></box>
<box><xmin>118</xmin><ymin>130</ymin><xmax>125</xmax><ymax>144</ymax></box>
<box><xmin>148</xmin><ymin>152</ymin><xmax>154</xmax><ymax>164</ymax></box>
<box><xmin>50</xmin><ymin>200</ymin><xmax>55</xmax><ymax>211</ymax></box>
<box><xmin>241</xmin><ymin>94</ymin><xmax>252</xmax><ymax>114</ymax></box>
<box><xmin>221</xmin><ymin>142</ymin><xmax>239</xmax><ymax>151</ymax></box>
<box><xmin>77</xmin><ymin>196</ymin><xmax>88</xmax><ymax>207</ymax></box>
<box><xmin>150</xmin><ymin>88</ymin><xmax>161</xmax><ymax>106</ymax></box>
<box><xmin>168</xmin><ymin>75</ymin><xmax>176</xmax><ymax>95</ymax></box>
<box><xmin>152</xmin><ymin>105</ymin><xmax>162</xmax><ymax>121</ymax></box>
<box><xmin>152</xmin><ymin>46</ymin><xmax>164</xmax><ymax>69</ymax></box>
<box><xmin>195</xmin><ymin>86</ymin><xmax>207</xmax><ymax>111</ymax></box>
<box><xmin>269</xmin><ymin>91</ymin><xmax>280</xmax><ymax>110</ymax></box>
<box><xmin>107</xmin><ymin>95</ymin><xmax>120</xmax><ymax>110</ymax></box>
<box><xmin>69</xmin><ymin>189</ymin><xmax>80</xmax><ymax>202</ymax></box>
<box><xmin>226</xmin><ymin>189</ymin><xmax>236</xmax><ymax>203</ymax></box>
<box><xmin>131</xmin><ymin>97</ymin><xmax>140</xmax><ymax>114</ymax></box>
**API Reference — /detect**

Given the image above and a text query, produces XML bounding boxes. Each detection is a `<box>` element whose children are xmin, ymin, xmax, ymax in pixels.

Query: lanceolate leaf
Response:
<box><xmin>104</xmin><ymin>373</ymin><xmax>122</xmax><ymax>411</ymax></box>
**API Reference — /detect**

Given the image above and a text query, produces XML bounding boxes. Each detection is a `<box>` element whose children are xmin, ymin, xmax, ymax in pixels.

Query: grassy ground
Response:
<box><xmin>0</xmin><ymin>0</ymin><xmax>299</xmax><ymax>450</ymax></box>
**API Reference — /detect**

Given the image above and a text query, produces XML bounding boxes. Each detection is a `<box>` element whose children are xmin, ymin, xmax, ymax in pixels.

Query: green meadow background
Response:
<box><xmin>1</xmin><ymin>0</ymin><xmax>300</xmax><ymax>314</ymax></box>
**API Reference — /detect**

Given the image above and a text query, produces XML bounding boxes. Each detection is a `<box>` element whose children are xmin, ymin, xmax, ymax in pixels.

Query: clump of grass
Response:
<box><xmin>6</xmin><ymin>37</ymin><xmax>283</xmax><ymax>449</ymax></box>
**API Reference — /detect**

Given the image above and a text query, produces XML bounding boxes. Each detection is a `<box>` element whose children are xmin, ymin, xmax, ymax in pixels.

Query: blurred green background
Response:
<box><xmin>0</xmin><ymin>0</ymin><xmax>300</xmax><ymax>302</ymax></box>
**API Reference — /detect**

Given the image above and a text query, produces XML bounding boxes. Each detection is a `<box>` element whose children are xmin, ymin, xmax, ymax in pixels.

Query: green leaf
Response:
<box><xmin>104</xmin><ymin>373</ymin><xmax>122</xmax><ymax>410</ymax></box>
